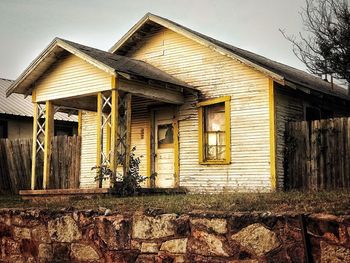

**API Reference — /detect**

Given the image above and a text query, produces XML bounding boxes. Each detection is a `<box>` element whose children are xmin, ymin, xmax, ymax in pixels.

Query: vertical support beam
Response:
<box><xmin>96</xmin><ymin>92</ymin><xmax>103</xmax><ymax>188</ymax></box>
<box><xmin>110</xmin><ymin>77</ymin><xmax>119</xmax><ymax>180</ymax></box>
<box><xmin>269</xmin><ymin>78</ymin><xmax>277</xmax><ymax>191</ymax></box>
<box><xmin>43</xmin><ymin>101</ymin><xmax>54</xmax><ymax>190</ymax></box>
<box><xmin>146</xmin><ymin>112</ymin><xmax>152</xmax><ymax>188</ymax></box>
<box><xmin>173</xmin><ymin>110</ymin><xmax>179</xmax><ymax>187</ymax></box>
<box><xmin>31</xmin><ymin>103</ymin><xmax>38</xmax><ymax>190</ymax></box>
<box><xmin>106</xmin><ymin>121</ymin><xmax>111</xmax><ymax>156</ymax></box>
<box><xmin>78</xmin><ymin>110</ymin><xmax>82</xmax><ymax>137</ymax></box>
<box><xmin>124</xmin><ymin>93</ymin><xmax>132</xmax><ymax>175</ymax></box>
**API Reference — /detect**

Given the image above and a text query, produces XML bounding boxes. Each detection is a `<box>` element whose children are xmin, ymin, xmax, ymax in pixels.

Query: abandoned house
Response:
<box><xmin>6</xmin><ymin>13</ymin><xmax>350</xmax><ymax>193</ymax></box>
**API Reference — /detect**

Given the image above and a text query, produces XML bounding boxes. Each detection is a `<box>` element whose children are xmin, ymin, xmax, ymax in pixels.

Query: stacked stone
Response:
<box><xmin>0</xmin><ymin>209</ymin><xmax>350</xmax><ymax>262</ymax></box>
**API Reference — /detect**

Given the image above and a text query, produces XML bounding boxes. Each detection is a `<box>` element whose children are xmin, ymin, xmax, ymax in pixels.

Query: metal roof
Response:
<box><xmin>0</xmin><ymin>78</ymin><xmax>77</xmax><ymax>122</ymax></box>
<box><xmin>110</xmin><ymin>13</ymin><xmax>349</xmax><ymax>101</ymax></box>
<box><xmin>6</xmin><ymin>38</ymin><xmax>195</xmax><ymax>97</ymax></box>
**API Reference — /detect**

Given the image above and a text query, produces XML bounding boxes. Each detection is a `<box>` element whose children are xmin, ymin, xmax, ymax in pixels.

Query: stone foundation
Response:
<box><xmin>1</xmin><ymin>209</ymin><xmax>350</xmax><ymax>262</ymax></box>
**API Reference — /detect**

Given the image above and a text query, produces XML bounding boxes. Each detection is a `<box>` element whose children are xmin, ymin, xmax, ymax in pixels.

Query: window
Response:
<box><xmin>198</xmin><ymin>96</ymin><xmax>231</xmax><ymax>164</ymax></box>
<box><xmin>157</xmin><ymin>123</ymin><xmax>174</xmax><ymax>148</ymax></box>
<box><xmin>0</xmin><ymin>120</ymin><xmax>8</xmax><ymax>138</ymax></box>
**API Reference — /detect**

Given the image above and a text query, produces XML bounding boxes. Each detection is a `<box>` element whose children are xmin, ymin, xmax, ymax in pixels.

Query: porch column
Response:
<box><xmin>77</xmin><ymin>110</ymin><xmax>82</xmax><ymax>136</ymax></box>
<box><xmin>96</xmin><ymin>92</ymin><xmax>103</xmax><ymax>188</ymax></box>
<box><xmin>31</xmin><ymin>103</ymin><xmax>38</xmax><ymax>190</ymax></box>
<box><xmin>124</xmin><ymin>93</ymin><xmax>132</xmax><ymax>175</ymax></box>
<box><xmin>110</xmin><ymin>77</ymin><xmax>119</xmax><ymax>180</ymax></box>
<box><xmin>43</xmin><ymin>100</ymin><xmax>54</xmax><ymax>189</ymax></box>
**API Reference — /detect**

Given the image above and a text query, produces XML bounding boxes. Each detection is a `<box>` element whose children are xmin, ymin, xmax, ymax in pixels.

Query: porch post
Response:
<box><xmin>31</xmin><ymin>103</ymin><xmax>38</xmax><ymax>190</ymax></box>
<box><xmin>77</xmin><ymin>110</ymin><xmax>82</xmax><ymax>137</ymax></box>
<box><xmin>43</xmin><ymin>100</ymin><xmax>54</xmax><ymax>189</ymax></box>
<box><xmin>110</xmin><ymin>77</ymin><xmax>119</xmax><ymax>181</ymax></box>
<box><xmin>124</xmin><ymin>93</ymin><xmax>132</xmax><ymax>174</ymax></box>
<box><xmin>96</xmin><ymin>92</ymin><xmax>103</xmax><ymax>188</ymax></box>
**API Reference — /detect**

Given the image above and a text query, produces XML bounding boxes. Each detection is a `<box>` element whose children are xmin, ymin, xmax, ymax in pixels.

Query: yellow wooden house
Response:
<box><xmin>7</xmin><ymin>13</ymin><xmax>350</xmax><ymax>193</ymax></box>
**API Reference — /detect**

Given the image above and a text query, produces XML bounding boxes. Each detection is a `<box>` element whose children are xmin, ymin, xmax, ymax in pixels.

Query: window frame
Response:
<box><xmin>198</xmin><ymin>96</ymin><xmax>231</xmax><ymax>165</ymax></box>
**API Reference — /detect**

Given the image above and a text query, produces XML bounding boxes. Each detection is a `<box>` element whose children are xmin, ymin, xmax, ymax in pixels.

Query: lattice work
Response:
<box><xmin>116</xmin><ymin>93</ymin><xmax>131</xmax><ymax>176</ymax></box>
<box><xmin>100</xmin><ymin>93</ymin><xmax>112</xmax><ymax>167</ymax></box>
<box><xmin>97</xmin><ymin>92</ymin><xmax>131</xmax><ymax>178</ymax></box>
<box><xmin>35</xmin><ymin>104</ymin><xmax>46</xmax><ymax>154</ymax></box>
<box><xmin>35</xmin><ymin>104</ymin><xmax>61</xmax><ymax>154</ymax></box>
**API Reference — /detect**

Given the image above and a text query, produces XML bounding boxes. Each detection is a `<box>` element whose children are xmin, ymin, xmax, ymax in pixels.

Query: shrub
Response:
<box><xmin>92</xmin><ymin>146</ymin><xmax>146</xmax><ymax>196</ymax></box>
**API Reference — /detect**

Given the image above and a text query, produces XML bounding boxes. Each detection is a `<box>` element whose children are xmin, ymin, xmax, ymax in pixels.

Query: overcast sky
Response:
<box><xmin>0</xmin><ymin>0</ymin><xmax>308</xmax><ymax>80</ymax></box>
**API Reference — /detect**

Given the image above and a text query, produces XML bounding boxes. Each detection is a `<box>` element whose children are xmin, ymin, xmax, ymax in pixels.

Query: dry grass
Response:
<box><xmin>1</xmin><ymin>191</ymin><xmax>350</xmax><ymax>215</ymax></box>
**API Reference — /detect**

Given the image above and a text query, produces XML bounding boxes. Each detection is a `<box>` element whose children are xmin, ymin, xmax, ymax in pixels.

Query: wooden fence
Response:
<box><xmin>285</xmin><ymin>117</ymin><xmax>350</xmax><ymax>190</ymax></box>
<box><xmin>0</xmin><ymin>136</ymin><xmax>81</xmax><ymax>194</ymax></box>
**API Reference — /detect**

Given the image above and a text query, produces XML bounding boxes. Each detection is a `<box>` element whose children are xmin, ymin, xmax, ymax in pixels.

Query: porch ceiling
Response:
<box><xmin>51</xmin><ymin>92</ymin><xmax>170</xmax><ymax>112</ymax></box>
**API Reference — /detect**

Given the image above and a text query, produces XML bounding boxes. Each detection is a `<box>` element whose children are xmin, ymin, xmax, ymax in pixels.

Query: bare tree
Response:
<box><xmin>280</xmin><ymin>0</ymin><xmax>350</xmax><ymax>87</ymax></box>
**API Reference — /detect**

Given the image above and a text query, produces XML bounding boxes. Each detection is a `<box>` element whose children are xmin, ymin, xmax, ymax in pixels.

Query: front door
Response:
<box><xmin>154</xmin><ymin>108</ymin><xmax>175</xmax><ymax>188</ymax></box>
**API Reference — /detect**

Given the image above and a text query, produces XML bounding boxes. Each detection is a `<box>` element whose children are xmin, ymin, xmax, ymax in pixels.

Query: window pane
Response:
<box><xmin>205</xmin><ymin>103</ymin><xmax>225</xmax><ymax>132</ymax></box>
<box><xmin>206</xmin><ymin>145</ymin><xmax>217</xmax><ymax>160</ymax></box>
<box><xmin>218</xmin><ymin>132</ymin><xmax>226</xmax><ymax>145</ymax></box>
<box><xmin>207</xmin><ymin>132</ymin><xmax>217</xmax><ymax>146</ymax></box>
<box><xmin>158</xmin><ymin>124</ymin><xmax>173</xmax><ymax>147</ymax></box>
<box><xmin>217</xmin><ymin>146</ymin><xmax>226</xmax><ymax>160</ymax></box>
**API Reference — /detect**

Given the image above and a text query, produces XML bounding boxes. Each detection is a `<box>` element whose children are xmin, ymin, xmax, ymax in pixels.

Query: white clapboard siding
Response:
<box><xmin>80</xmin><ymin>97</ymin><xmax>152</xmax><ymax>188</ymax></box>
<box><xmin>80</xmin><ymin>111</ymin><xmax>98</xmax><ymax>188</ymax></box>
<box><xmin>80</xmin><ymin>111</ymin><xmax>112</xmax><ymax>188</ymax></box>
<box><xmin>127</xmin><ymin>27</ymin><xmax>272</xmax><ymax>192</ymax></box>
<box><xmin>34</xmin><ymin>54</ymin><xmax>111</xmax><ymax>102</ymax></box>
<box><xmin>130</xmin><ymin>96</ymin><xmax>155</xmax><ymax>185</ymax></box>
<box><xmin>275</xmin><ymin>86</ymin><xmax>304</xmax><ymax>189</ymax></box>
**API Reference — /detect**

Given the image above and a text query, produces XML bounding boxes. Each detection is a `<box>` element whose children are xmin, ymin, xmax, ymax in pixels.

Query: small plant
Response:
<box><xmin>115</xmin><ymin>146</ymin><xmax>146</xmax><ymax>196</ymax></box>
<box><xmin>92</xmin><ymin>146</ymin><xmax>146</xmax><ymax>196</ymax></box>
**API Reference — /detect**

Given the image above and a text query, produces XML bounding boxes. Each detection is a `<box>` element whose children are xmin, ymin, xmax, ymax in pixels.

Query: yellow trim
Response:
<box><xmin>31</xmin><ymin>103</ymin><xmax>38</xmax><ymax>190</ymax></box>
<box><xmin>197</xmin><ymin>96</ymin><xmax>231</xmax><ymax>107</ymax></box>
<box><xmin>77</xmin><ymin>110</ymin><xmax>82</xmax><ymax>137</ymax></box>
<box><xmin>96</xmin><ymin>92</ymin><xmax>102</xmax><ymax>176</ymax></box>
<box><xmin>198</xmin><ymin>106</ymin><xmax>204</xmax><ymax>163</ymax></box>
<box><xmin>43</xmin><ymin>101</ymin><xmax>53</xmax><ymax>189</ymax></box>
<box><xmin>110</xmin><ymin>89</ymin><xmax>118</xmax><ymax>171</ymax></box>
<box><xmin>106</xmin><ymin>119</ymin><xmax>111</xmax><ymax>157</ymax></box>
<box><xmin>269</xmin><ymin>79</ymin><xmax>277</xmax><ymax>191</ymax></box>
<box><xmin>225</xmin><ymin>97</ymin><xmax>231</xmax><ymax>163</ymax></box>
<box><xmin>146</xmin><ymin>112</ymin><xmax>151</xmax><ymax>188</ymax></box>
<box><xmin>198</xmin><ymin>96</ymin><xmax>231</xmax><ymax>165</ymax></box>
<box><xmin>110</xmin><ymin>77</ymin><xmax>119</xmax><ymax>174</ymax></box>
<box><xmin>31</xmin><ymin>90</ymin><xmax>37</xmax><ymax>103</ymax></box>
<box><xmin>173</xmin><ymin>111</ymin><xmax>179</xmax><ymax>187</ymax></box>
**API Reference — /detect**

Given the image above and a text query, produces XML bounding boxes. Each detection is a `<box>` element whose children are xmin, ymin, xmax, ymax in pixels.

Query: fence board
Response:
<box><xmin>0</xmin><ymin>136</ymin><xmax>81</xmax><ymax>194</ymax></box>
<box><xmin>286</xmin><ymin>117</ymin><xmax>350</xmax><ymax>190</ymax></box>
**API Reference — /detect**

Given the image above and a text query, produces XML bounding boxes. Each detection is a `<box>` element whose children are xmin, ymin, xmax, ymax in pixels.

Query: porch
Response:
<box><xmin>6</xmin><ymin>38</ymin><xmax>196</xmax><ymax>196</ymax></box>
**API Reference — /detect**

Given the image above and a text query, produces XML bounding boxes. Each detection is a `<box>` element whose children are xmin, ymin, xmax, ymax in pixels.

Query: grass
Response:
<box><xmin>1</xmin><ymin>191</ymin><xmax>350</xmax><ymax>215</ymax></box>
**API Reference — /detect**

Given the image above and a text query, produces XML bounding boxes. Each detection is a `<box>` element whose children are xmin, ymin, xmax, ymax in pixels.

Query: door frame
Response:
<box><xmin>147</xmin><ymin>105</ymin><xmax>179</xmax><ymax>188</ymax></box>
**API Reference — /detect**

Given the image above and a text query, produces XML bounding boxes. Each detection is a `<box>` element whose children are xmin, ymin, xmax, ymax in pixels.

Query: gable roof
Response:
<box><xmin>109</xmin><ymin>13</ymin><xmax>349</xmax><ymax>101</ymax></box>
<box><xmin>0</xmin><ymin>78</ymin><xmax>77</xmax><ymax>122</ymax></box>
<box><xmin>6</xmin><ymin>38</ymin><xmax>195</xmax><ymax>97</ymax></box>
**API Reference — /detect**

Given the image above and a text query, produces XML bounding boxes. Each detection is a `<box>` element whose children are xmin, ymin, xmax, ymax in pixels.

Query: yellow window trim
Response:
<box><xmin>198</xmin><ymin>96</ymin><xmax>231</xmax><ymax>165</ymax></box>
<box><xmin>269</xmin><ymin>79</ymin><xmax>277</xmax><ymax>191</ymax></box>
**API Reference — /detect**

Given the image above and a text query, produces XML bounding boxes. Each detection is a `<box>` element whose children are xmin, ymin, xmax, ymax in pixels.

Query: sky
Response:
<box><xmin>0</xmin><ymin>0</ymin><xmax>308</xmax><ymax>80</ymax></box>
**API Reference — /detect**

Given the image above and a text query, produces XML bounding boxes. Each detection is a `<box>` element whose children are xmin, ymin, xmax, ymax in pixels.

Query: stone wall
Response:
<box><xmin>1</xmin><ymin>209</ymin><xmax>350</xmax><ymax>262</ymax></box>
